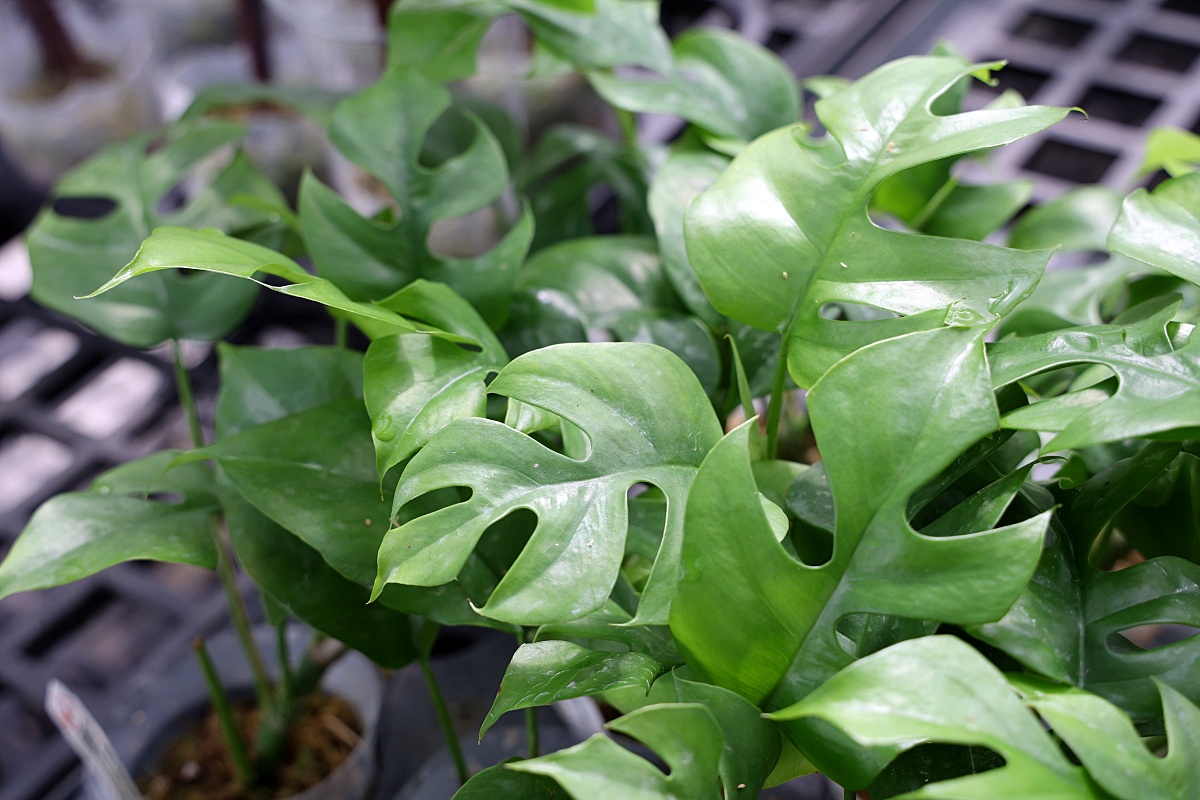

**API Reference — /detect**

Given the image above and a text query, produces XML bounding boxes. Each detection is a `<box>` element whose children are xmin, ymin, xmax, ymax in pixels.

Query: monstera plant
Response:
<box><xmin>2</xmin><ymin>0</ymin><xmax>1199</xmax><ymax>798</ymax></box>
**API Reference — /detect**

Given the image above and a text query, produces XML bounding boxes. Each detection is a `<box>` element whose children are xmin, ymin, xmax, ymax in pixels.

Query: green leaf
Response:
<box><xmin>647</xmin><ymin>145</ymin><xmax>729</xmax><ymax>324</ymax></box>
<box><xmin>990</xmin><ymin>296</ymin><xmax>1200</xmax><ymax>450</ymax></box>
<box><xmin>588</xmin><ymin>29</ymin><xmax>800</xmax><ymax>141</ymax></box>
<box><xmin>1108</xmin><ymin>172</ymin><xmax>1200</xmax><ymax>289</ymax></box>
<box><xmin>1000</xmin><ymin>187</ymin><xmax>1151</xmax><ymax>337</ymax></box>
<box><xmin>769</xmin><ymin>636</ymin><xmax>1105</xmax><ymax>797</ymax></box>
<box><xmin>1013</xmin><ymin>676</ymin><xmax>1200</xmax><ymax>800</ymax></box>
<box><xmin>1139</xmin><ymin>127</ymin><xmax>1200</xmax><ymax>178</ymax></box>
<box><xmin>672</xmin><ymin>675</ymin><xmax>781</xmax><ymax>799</ymax></box>
<box><xmin>510</xmin><ymin>703</ymin><xmax>725</xmax><ymax>799</ymax></box>
<box><xmin>969</xmin><ymin>442</ymin><xmax>1200</xmax><ymax>721</ymax></box>
<box><xmin>301</xmin><ymin>68</ymin><xmax>529</xmax><ymax>319</ymax></box>
<box><xmin>365</xmin><ymin>281</ymin><xmax>509</xmax><ymax>481</ymax></box>
<box><xmin>27</xmin><ymin>122</ymin><xmax>283</xmax><ymax>347</ymax></box>
<box><xmin>452</xmin><ymin>763</ymin><xmax>564</xmax><ymax>800</ymax></box>
<box><xmin>1115</xmin><ymin>451</ymin><xmax>1200</xmax><ymax>563</ymax></box>
<box><xmin>0</xmin><ymin>453</ymin><xmax>218</xmax><ymax>600</ymax></box>
<box><xmin>181</xmin><ymin>84</ymin><xmax>342</xmax><ymax>126</ymax></box>
<box><xmin>482</xmin><ymin>640</ymin><xmax>668</xmax><ymax>736</ymax></box>
<box><xmin>685</xmin><ymin>56</ymin><xmax>1066</xmax><ymax>387</ymax></box>
<box><xmin>519</xmin><ymin>125</ymin><xmax>651</xmax><ymax>251</ymax></box>
<box><xmin>670</xmin><ymin>328</ymin><xmax>1049</xmax><ymax>785</ymax></box>
<box><xmin>215</xmin><ymin>344</ymin><xmax>363</xmax><ymax>439</ymax></box>
<box><xmin>88</xmin><ymin>226</ymin><xmax>423</xmax><ymax>337</ymax></box>
<box><xmin>376</xmin><ymin>342</ymin><xmax>723</xmax><ymax>625</ymax></box>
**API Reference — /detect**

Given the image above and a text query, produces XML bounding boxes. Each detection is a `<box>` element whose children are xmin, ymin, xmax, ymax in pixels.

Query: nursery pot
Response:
<box><xmin>0</xmin><ymin>0</ymin><xmax>160</xmax><ymax>187</ymax></box>
<box><xmin>88</xmin><ymin>625</ymin><xmax>382</xmax><ymax>800</ymax></box>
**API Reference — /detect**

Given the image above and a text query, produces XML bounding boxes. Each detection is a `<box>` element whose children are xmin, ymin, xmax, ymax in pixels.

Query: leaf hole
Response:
<box><xmin>818</xmin><ymin>303</ymin><xmax>901</xmax><ymax>322</ymax></box>
<box><xmin>1107</xmin><ymin>624</ymin><xmax>1199</xmax><ymax>653</ymax></box>
<box><xmin>155</xmin><ymin>177</ymin><xmax>193</xmax><ymax>216</ymax></box>
<box><xmin>426</xmin><ymin>204</ymin><xmax>505</xmax><ymax>259</ymax></box>
<box><xmin>145</xmin><ymin>492</ymin><xmax>184</xmax><ymax>504</ymax></box>
<box><xmin>393</xmin><ymin>485</ymin><xmax>472</xmax><ymax>527</ymax></box>
<box><xmin>870</xmin><ymin>742</ymin><xmax>1006</xmax><ymax>798</ymax></box>
<box><xmin>51</xmin><ymin>195</ymin><xmax>118</xmax><ymax>220</ymax></box>
<box><xmin>474</xmin><ymin>508</ymin><xmax>538</xmax><ymax>583</ymax></box>
<box><xmin>419</xmin><ymin>106</ymin><xmax>486</xmax><ymax>169</ymax></box>
<box><xmin>834</xmin><ymin>613</ymin><xmax>932</xmax><ymax>660</ymax></box>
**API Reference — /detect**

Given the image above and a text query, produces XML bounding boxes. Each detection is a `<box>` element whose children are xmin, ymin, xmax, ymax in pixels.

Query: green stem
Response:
<box><xmin>276</xmin><ymin>621</ymin><xmax>293</xmax><ymax>709</ymax></box>
<box><xmin>172</xmin><ymin>341</ymin><xmax>274</xmax><ymax>715</ymax></box>
<box><xmin>418</xmin><ymin>653</ymin><xmax>469</xmax><ymax>785</ymax></box>
<box><xmin>765</xmin><ymin>333</ymin><xmax>790</xmax><ymax>459</ymax></box>
<box><xmin>194</xmin><ymin>637</ymin><xmax>256</xmax><ymax>785</ymax></box>
<box><xmin>615</xmin><ymin>107</ymin><xmax>638</xmax><ymax>150</ymax></box>
<box><xmin>844</xmin><ymin>787</ymin><xmax>855</xmax><ymax>800</ymax></box>
<box><xmin>333</xmin><ymin>317</ymin><xmax>348</xmax><ymax>349</ymax></box>
<box><xmin>521</xmin><ymin>628</ymin><xmax>540</xmax><ymax>758</ymax></box>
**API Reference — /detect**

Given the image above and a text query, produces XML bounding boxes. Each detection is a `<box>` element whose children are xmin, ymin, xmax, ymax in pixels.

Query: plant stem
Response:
<box><xmin>765</xmin><ymin>333</ymin><xmax>790</xmax><ymax>458</ymax></box>
<box><xmin>844</xmin><ymin>787</ymin><xmax>855</xmax><ymax>800</ymax></box>
<box><xmin>418</xmin><ymin>653</ymin><xmax>468</xmax><ymax>785</ymax></box>
<box><xmin>194</xmin><ymin>637</ymin><xmax>256</xmax><ymax>785</ymax></box>
<box><xmin>235</xmin><ymin>0</ymin><xmax>272</xmax><ymax>83</ymax></box>
<box><xmin>521</xmin><ymin>628</ymin><xmax>540</xmax><ymax>758</ymax></box>
<box><xmin>333</xmin><ymin>317</ymin><xmax>348</xmax><ymax>349</ymax></box>
<box><xmin>172</xmin><ymin>341</ymin><xmax>274</xmax><ymax>715</ymax></box>
<box><xmin>372</xmin><ymin>0</ymin><xmax>392</xmax><ymax>30</ymax></box>
<box><xmin>15</xmin><ymin>0</ymin><xmax>88</xmax><ymax>80</ymax></box>
<box><xmin>616</xmin><ymin>107</ymin><xmax>638</xmax><ymax>150</ymax></box>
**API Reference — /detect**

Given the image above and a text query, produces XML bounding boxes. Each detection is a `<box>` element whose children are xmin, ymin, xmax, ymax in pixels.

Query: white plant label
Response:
<box><xmin>45</xmin><ymin>680</ymin><xmax>143</xmax><ymax>800</ymax></box>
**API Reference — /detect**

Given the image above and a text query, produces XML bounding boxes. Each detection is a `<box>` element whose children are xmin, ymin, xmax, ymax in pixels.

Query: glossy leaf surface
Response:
<box><xmin>377</xmin><ymin>343</ymin><xmax>722</xmax><ymax>624</ymax></box>
<box><xmin>0</xmin><ymin>453</ymin><xmax>218</xmax><ymax>600</ymax></box>
<box><xmin>671</xmin><ymin>327</ymin><xmax>1049</xmax><ymax>784</ymax></box>
<box><xmin>365</xmin><ymin>281</ymin><xmax>508</xmax><ymax>481</ymax></box>
<box><xmin>482</xmin><ymin>640</ymin><xmax>667</xmax><ymax>735</ymax></box>
<box><xmin>27</xmin><ymin>123</ymin><xmax>281</xmax><ymax>347</ymax></box>
<box><xmin>685</xmin><ymin>56</ymin><xmax>1065</xmax><ymax>387</ymax></box>
<box><xmin>511</xmin><ymin>704</ymin><xmax>724</xmax><ymax>799</ymax></box>
<box><xmin>1108</xmin><ymin>172</ymin><xmax>1200</xmax><ymax>288</ymax></box>
<box><xmin>589</xmin><ymin>29</ymin><xmax>800</xmax><ymax>141</ymax></box>
<box><xmin>90</xmin><ymin>226</ymin><xmax>423</xmax><ymax>337</ymax></box>
<box><xmin>990</xmin><ymin>296</ymin><xmax>1200</xmax><ymax>450</ymax></box>
<box><xmin>770</xmin><ymin>636</ymin><xmax>1105</xmax><ymax>797</ymax></box>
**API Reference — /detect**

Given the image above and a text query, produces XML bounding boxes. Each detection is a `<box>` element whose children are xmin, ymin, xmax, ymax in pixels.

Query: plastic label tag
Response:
<box><xmin>45</xmin><ymin>680</ymin><xmax>143</xmax><ymax>800</ymax></box>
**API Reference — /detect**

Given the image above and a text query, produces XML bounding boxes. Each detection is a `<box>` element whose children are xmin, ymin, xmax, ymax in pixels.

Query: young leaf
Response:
<box><xmin>510</xmin><ymin>704</ymin><xmax>725</xmax><ymax>799</ymax></box>
<box><xmin>88</xmin><ymin>226</ymin><xmax>423</xmax><ymax>337</ymax></box>
<box><xmin>1140</xmin><ymin>127</ymin><xmax>1200</xmax><ymax>178</ymax></box>
<box><xmin>376</xmin><ymin>342</ymin><xmax>723</xmax><ymax>625</ymax></box>
<box><xmin>769</xmin><ymin>636</ymin><xmax>1105</xmax><ymax>797</ymax></box>
<box><xmin>365</xmin><ymin>281</ymin><xmax>509</xmax><ymax>481</ymax></box>
<box><xmin>481</xmin><ymin>640</ymin><xmax>667</xmax><ymax>736</ymax></box>
<box><xmin>588</xmin><ymin>28</ymin><xmax>801</xmax><ymax>141</ymax></box>
<box><xmin>670</xmin><ymin>327</ymin><xmax>1050</xmax><ymax>784</ymax></box>
<box><xmin>1108</xmin><ymin>171</ymin><xmax>1200</xmax><ymax>288</ymax></box>
<box><xmin>0</xmin><ymin>453</ymin><xmax>218</xmax><ymax>600</ymax></box>
<box><xmin>990</xmin><ymin>296</ymin><xmax>1200</xmax><ymax>450</ymax></box>
<box><xmin>27</xmin><ymin>123</ymin><xmax>282</xmax><ymax>347</ymax></box>
<box><xmin>684</xmin><ymin>56</ymin><xmax>1067</xmax><ymax>387</ymax></box>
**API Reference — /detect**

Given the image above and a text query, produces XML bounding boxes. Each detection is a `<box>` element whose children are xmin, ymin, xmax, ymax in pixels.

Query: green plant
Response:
<box><xmin>2</xmin><ymin>1</ymin><xmax>1199</xmax><ymax>798</ymax></box>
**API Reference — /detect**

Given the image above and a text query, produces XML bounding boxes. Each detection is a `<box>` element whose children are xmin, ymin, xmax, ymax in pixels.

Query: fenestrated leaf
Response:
<box><xmin>376</xmin><ymin>343</ymin><xmax>723</xmax><ymax>625</ymax></box>
<box><xmin>1108</xmin><ymin>171</ymin><xmax>1200</xmax><ymax>288</ymax></box>
<box><xmin>1013</xmin><ymin>676</ymin><xmax>1200</xmax><ymax>800</ymax></box>
<box><xmin>482</xmin><ymin>640</ymin><xmax>668</xmax><ymax>736</ymax></box>
<box><xmin>685</xmin><ymin>56</ymin><xmax>1066</xmax><ymax>387</ymax></box>
<box><xmin>1000</xmin><ymin>187</ymin><xmax>1152</xmax><ymax>337</ymax></box>
<box><xmin>969</xmin><ymin>441</ymin><xmax>1200</xmax><ymax>721</ymax></box>
<box><xmin>87</xmin><ymin>226</ymin><xmax>424</xmax><ymax>338</ymax></box>
<box><xmin>670</xmin><ymin>327</ymin><xmax>1050</xmax><ymax>786</ymax></box>
<box><xmin>27</xmin><ymin>122</ymin><xmax>282</xmax><ymax>347</ymax></box>
<box><xmin>990</xmin><ymin>296</ymin><xmax>1200</xmax><ymax>450</ymax></box>
<box><xmin>0</xmin><ymin>453</ymin><xmax>218</xmax><ymax>600</ymax></box>
<box><xmin>588</xmin><ymin>28</ymin><xmax>800</xmax><ymax>141</ymax></box>
<box><xmin>510</xmin><ymin>704</ymin><xmax>725</xmax><ymax>799</ymax></box>
<box><xmin>365</xmin><ymin>281</ymin><xmax>509</xmax><ymax>481</ymax></box>
<box><xmin>769</xmin><ymin>636</ymin><xmax>1106</xmax><ymax>797</ymax></box>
